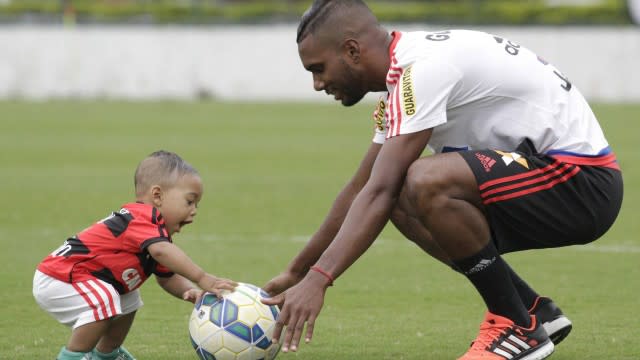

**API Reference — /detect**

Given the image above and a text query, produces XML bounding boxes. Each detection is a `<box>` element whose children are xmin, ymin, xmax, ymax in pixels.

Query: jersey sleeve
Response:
<box><xmin>124</xmin><ymin>217</ymin><xmax>170</xmax><ymax>252</ymax></box>
<box><xmin>386</xmin><ymin>60</ymin><xmax>463</xmax><ymax>139</ymax></box>
<box><xmin>125</xmin><ymin>219</ymin><xmax>175</xmax><ymax>277</ymax></box>
<box><xmin>153</xmin><ymin>264</ymin><xmax>175</xmax><ymax>277</ymax></box>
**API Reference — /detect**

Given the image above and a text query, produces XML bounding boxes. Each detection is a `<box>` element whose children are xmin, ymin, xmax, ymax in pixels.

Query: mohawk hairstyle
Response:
<box><xmin>134</xmin><ymin>150</ymin><xmax>199</xmax><ymax>196</ymax></box>
<box><xmin>296</xmin><ymin>0</ymin><xmax>370</xmax><ymax>43</ymax></box>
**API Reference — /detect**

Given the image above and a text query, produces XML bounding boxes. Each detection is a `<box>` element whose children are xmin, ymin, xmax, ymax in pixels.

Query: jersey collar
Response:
<box><xmin>388</xmin><ymin>31</ymin><xmax>402</xmax><ymax>60</ymax></box>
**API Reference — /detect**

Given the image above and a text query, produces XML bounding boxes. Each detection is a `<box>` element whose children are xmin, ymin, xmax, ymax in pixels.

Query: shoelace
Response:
<box><xmin>470</xmin><ymin>320</ymin><xmax>511</xmax><ymax>351</ymax></box>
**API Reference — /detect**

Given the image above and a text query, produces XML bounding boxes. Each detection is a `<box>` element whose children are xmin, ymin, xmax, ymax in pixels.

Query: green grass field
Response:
<box><xmin>0</xmin><ymin>101</ymin><xmax>638</xmax><ymax>360</ymax></box>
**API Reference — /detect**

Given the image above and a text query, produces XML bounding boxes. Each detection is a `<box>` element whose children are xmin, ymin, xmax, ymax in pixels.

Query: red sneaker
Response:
<box><xmin>458</xmin><ymin>312</ymin><xmax>554</xmax><ymax>360</ymax></box>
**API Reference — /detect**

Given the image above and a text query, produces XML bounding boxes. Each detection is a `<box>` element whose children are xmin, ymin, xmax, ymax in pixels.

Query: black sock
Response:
<box><xmin>504</xmin><ymin>262</ymin><xmax>540</xmax><ymax>311</ymax></box>
<box><xmin>452</xmin><ymin>242</ymin><xmax>531</xmax><ymax>327</ymax></box>
<box><xmin>450</xmin><ymin>246</ymin><xmax>541</xmax><ymax>315</ymax></box>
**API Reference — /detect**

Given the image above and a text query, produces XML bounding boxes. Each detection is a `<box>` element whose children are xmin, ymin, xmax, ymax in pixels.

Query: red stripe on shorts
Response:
<box><xmin>482</xmin><ymin>165</ymin><xmax>581</xmax><ymax>205</ymax></box>
<box><xmin>72</xmin><ymin>282</ymin><xmax>100</xmax><ymax>321</ymax></box>
<box><xmin>481</xmin><ymin>162</ymin><xmax>575</xmax><ymax>198</ymax></box>
<box><xmin>92</xmin><ymin>279</ymin><xmax>118</xmax><ymax>318</ymax></box>
<box><xmin>479</xmin><ymin>160</ymin><xmax>563</xmax><ymax>191</ymax></box>
<box><xmin>84</xmin><ymin>281</ymin><xmax>109</xmax><ymax>320</ymax></box>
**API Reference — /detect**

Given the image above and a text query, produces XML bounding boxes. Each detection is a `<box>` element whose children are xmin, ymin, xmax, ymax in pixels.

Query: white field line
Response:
<box><xmin>575</xmin><ymin>244</ymin><xmax>640</xmax><ymax>254</ymax></box>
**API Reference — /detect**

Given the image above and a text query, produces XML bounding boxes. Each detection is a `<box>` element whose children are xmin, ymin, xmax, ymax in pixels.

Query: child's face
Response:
<box><xmin>156</xmin><ymin>174</ymin><xmax>203</xmax><ymax>235</ymax></box>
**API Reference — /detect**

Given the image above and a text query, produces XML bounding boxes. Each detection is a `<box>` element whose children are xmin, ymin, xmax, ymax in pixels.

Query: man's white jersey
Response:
<box><xmin>372</xmin><ymin>30</ymin><xmax>612</xmax><ymax>159</ymax></box>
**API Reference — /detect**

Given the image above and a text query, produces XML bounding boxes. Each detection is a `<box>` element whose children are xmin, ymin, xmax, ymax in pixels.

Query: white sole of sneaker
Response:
<box><xmin>543</xmin><ymin>316</ymin><xmax>573</xmax><ymax>344</ymax></box>
<box><xmin>520</xmin><ymin>340</ymin><xmax>555</xmax><ymax>360</ymax></box>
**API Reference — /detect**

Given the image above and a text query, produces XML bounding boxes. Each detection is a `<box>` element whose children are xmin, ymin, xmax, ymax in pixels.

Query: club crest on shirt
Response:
<box><xmin>494</xmin><ymin>150</ymin><xmax>529</xmax><ymax>169</ymax></box>
<box><xmin>373</xmin><ymin>97</ymin><xmax>386</xmax><ymax>131</ymax></box>
<box><xmin>401</xmin><ymin>65</ymin><xmax>416</xmax><ymax>116</ymax></box>
<box><xmin>122</xmin><ymin>268</ymin><xmax>142</xmax><ymax>290</ymax></box>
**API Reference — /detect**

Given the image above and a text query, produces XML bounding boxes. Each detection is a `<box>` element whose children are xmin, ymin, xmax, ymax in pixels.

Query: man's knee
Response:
<box><xmin>404</xmin><ymin>154</ymin><xmax>481</xmax><ymax>211</ymax></box>
<box><xmin>404</xmin><ymin>158</ymin><xmax>449</xmax><ymax>210</ymax></box>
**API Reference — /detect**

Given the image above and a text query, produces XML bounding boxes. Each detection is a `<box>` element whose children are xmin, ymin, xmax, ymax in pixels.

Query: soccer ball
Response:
<box><xmin>189</xmin><ymin>283</ymin><xmax>281</xmax><ymax>360</ymax></box>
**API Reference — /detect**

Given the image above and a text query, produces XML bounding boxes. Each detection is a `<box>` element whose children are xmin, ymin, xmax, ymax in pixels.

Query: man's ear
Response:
<box><xmin>344</xmin><ymin>39</ymin><xmax>361</xmax><ymax>63</ymax></box>
<box><xmin>151</xmin><ymin>185</ymin><xmax>163</xmax><ymax>207</ymax></box>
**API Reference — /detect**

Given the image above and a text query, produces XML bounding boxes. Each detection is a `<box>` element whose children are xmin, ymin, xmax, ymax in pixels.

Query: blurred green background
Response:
<box><xmin>0</xmin><ymin>0</ymin><xmax>634</xmax><ymax>25</ymax></box>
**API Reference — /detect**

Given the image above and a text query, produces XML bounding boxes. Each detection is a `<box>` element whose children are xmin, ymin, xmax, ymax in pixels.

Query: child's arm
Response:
<box><xmin>156</xmin><ymin>274</ymin><xmax>203</xmax><ymax>303</ymax></box>
<box><xmin>147</xmin><ymin>241</ymin><xmax>237</xmax><ymax>296</ymax></box>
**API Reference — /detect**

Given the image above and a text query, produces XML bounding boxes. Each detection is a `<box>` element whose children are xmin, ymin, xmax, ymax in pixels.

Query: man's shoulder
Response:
<box><xmin>392</xmin><ymin>29</ymin><xmax>479</xmax><ymax>67</ymax></box>
<box><xmin>398</xmin><ymin>29</ymin><xmax>487</xmax><ymax>43</ymax></box>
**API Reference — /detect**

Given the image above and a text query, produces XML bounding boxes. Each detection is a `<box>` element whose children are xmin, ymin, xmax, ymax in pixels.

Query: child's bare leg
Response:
<box><xmin>95</xmin><ymin>311</ymin><xmax>137</xmax><ymax>353</ymax></box>
<box><xmin>66</xmin><ymin>320</ymin><xmax>110</xmax><ymax>352</ymax></box>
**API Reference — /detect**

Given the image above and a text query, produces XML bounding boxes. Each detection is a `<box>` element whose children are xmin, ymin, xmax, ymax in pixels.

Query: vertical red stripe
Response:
<box><xmin>73</xmin><ymin>282</ymin><xmax>100</xmax><ymax>321</ymax></box>
<box><xmin>84</xmin><ymin>281</ymin><xmax>109</xmax><ymax>319</ymax></box>
<box><xmin>387</xmin><ymin>67</ymin><xmax>401</xmax><ymax>79</ymax></box>
<box><xmin>92</xmin><ymin>280</ymin><xmax>118</xmax><ymax>318</ymax></box>
<box><xmin>388</xmin><ymin>32</ymin><xmax>402</xmax><ymax>61</ymax></box>
<box><xmin>387</xmin><ymin>56</ymin><xmax>402</xmax><ymax>84</ymax></box>
<box><xmin>394</xmin><ymin>78</ymin><xmax>402</xmax><ymax>136</ymax></box>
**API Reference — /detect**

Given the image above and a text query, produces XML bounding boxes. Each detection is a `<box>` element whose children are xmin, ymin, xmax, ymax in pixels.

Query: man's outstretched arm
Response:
<box><xmin>263</xmin><ymin>142</ymin><xmax>382</xmax><ymax>295</ymax></box>
<box><xmin>264</xmin><ymin>129</ymin><xmax>432</xmax><ymax>352</ymax></box>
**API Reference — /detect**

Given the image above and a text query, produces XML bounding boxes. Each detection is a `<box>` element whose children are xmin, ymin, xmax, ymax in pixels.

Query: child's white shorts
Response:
<box><xmin>33</xmin><ymin>270</ymin><xmax>143</xmax><ymax>329</ymax></box>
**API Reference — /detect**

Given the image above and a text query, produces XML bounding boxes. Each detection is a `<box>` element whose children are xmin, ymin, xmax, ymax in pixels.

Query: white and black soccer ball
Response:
<box><xmin>189</xmin><ymin>283</ymin><xmax>281</xmax><ymax>360</ymax></box>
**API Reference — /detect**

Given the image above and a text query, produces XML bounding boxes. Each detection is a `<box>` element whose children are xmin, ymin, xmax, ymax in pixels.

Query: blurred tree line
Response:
<box><xmin>0</xmin><ymin>0</ymin><xmax>633</xmax><ymax>25</ymax></box>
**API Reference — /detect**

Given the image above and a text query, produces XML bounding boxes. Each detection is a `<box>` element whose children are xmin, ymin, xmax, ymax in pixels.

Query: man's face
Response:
<box><xmin>298</xmin><ymin>34</ymin><xmax>368</xmax><ymax>106</ymax></box>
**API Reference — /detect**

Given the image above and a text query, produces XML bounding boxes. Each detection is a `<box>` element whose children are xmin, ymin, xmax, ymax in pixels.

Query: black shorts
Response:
<box><xmin>459</xmin><ymin>139</ymin><xmax>623</xmax><ymax>254</ymax></box>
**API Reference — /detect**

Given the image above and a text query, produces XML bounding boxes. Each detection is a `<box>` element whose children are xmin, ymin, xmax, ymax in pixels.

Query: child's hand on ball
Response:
<box><xmin>183</xmin><ymin>288</ymin><xmax>204</xmax><ymax>303</ymax></box>
<box><xmin>198</xmin><ymin>273</ymin><xmax>238</xmax><ymax>297</ymax></box>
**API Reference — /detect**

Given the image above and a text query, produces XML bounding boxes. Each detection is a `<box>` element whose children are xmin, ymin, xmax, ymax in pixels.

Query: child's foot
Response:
<box><xmin>91</xmin><ymin>346</ymin><xmax>136</xmax><ymax>360</ymax></box>
<box><xmin>115</xmin><ymin>346</ymin><xmax>136</xmax><ymax>360</ymax></box>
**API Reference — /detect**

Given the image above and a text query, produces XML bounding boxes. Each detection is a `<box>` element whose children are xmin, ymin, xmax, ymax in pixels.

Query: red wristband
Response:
<box><xmin>310</xmin><ymin>265</ymin><xmax>334</xmax><ymax>286</ymax></box>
